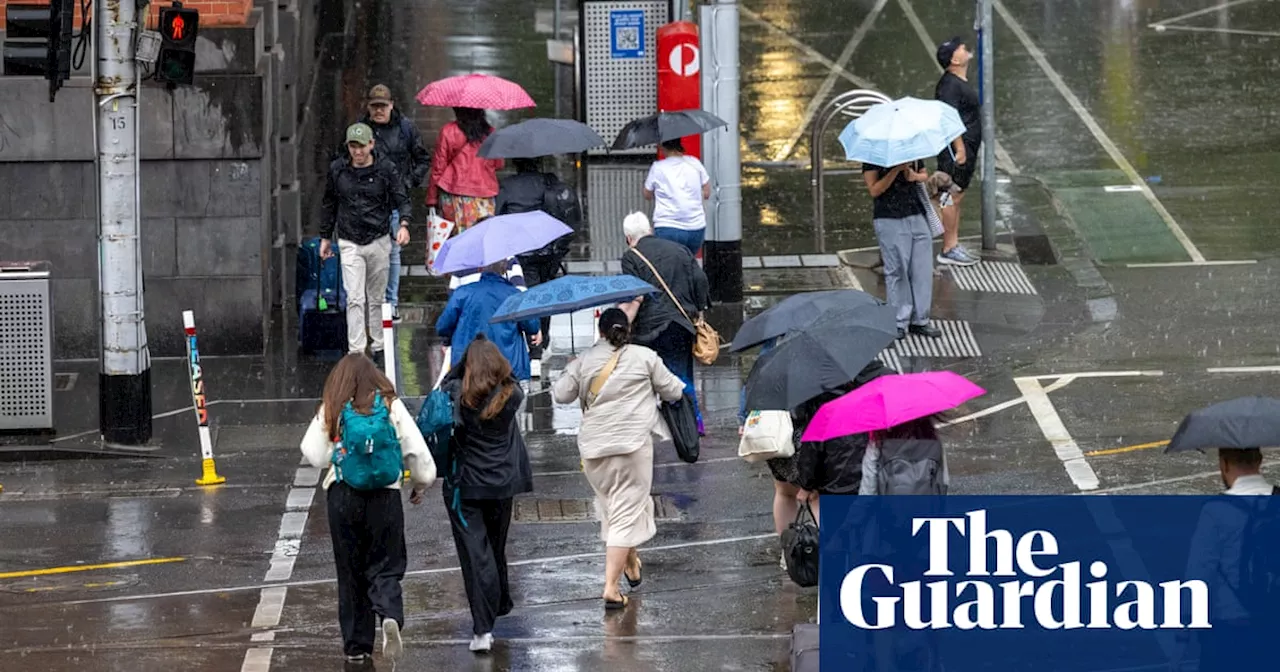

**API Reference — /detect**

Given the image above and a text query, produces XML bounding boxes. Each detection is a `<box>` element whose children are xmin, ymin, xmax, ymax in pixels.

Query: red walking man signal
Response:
<box><xmin>170</xmin><ymin>16</ymin><xmax>184</xmax><ymax>40</ymax></box>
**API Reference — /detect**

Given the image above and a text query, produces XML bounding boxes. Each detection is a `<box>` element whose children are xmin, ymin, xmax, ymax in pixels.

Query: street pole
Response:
<box><xmin>700</xmin><ymin>0</ymin><xmax>742</xmax><ymax>303</ymax></box>
<box><xmin>979</xmin><ymin>0</ymin><xmax>997</xmax><ymax>251</ymax></box>
<box><xmin>97</xmin><ymin>0</ymin><xmax>152</xmax><ymax>444</ymax></box>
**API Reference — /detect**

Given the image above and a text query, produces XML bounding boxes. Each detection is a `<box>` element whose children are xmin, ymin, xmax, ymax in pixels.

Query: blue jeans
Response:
<box><xmin>386</xmin><ymin>209</ymin><xmax>401</xmax><ymax>308</ymax></box>
<box><xmin>654</xmin><ymin>226</ymin><xmax>705</xmax><ymax>256</ymax></box>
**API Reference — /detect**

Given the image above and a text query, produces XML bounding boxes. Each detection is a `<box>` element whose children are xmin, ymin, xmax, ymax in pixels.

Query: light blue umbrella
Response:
<box><xmin>838</xmin><ymin>97</ymin><xmax>965</xmax><ymax>166</ymax></box>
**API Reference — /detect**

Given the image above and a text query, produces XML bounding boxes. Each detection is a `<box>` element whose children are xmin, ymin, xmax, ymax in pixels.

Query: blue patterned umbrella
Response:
<box><xmin>488</xmin><ymin>274</ymin><xmax>658</xmax><ymax>324</ymax></box>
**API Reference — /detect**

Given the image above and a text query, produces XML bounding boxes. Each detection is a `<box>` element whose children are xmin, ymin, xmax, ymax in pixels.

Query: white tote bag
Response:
<box><xmin>738</xmin><ymin>410</ymin><xmax>796</xmax><ymax>462</ymax></box>
<box><xmin>426</xmin><ymin>208</ymin><xmax>456</xmax><ymax>276</ymax></box>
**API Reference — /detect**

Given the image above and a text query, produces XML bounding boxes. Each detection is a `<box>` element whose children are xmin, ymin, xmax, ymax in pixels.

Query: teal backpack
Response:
<box><xmin>331</xmin><ymin>393</ymin><xmax>403</xmax><ymax>490</ymax></box>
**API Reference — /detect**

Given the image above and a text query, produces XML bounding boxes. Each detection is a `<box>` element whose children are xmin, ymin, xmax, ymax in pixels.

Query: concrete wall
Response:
<box><xmin>0</xmin><ymin>1</ymin><xmax>318</xmax><ymax>359</ymax></box>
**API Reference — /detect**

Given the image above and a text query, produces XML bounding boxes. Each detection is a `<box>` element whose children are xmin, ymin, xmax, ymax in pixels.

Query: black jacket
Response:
<box><xmin>356</xmin><ymin>109</ymin><xmax>431</xmax><ymax>190</ymax></box>
<box><xmin>440</xmin><ymin>368</ymin><xmax>533</xmax><ymax>501</ymax></box>
<box><xmin>793</xmin><ymin>361</ymin><xmax>894</xmax><ymax>494</ymax></box>
<box><xmin>621</xmin><ymin>235</ymin><xmax>711</xmax><ymax>345</ymax></box>
<box><xmin>320</xmin><ymin>156</ymin><xmax>412</xmax><ymax>245</ymax></box>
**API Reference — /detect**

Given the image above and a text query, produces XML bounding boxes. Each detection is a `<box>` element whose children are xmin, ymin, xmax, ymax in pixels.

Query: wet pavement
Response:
<box><xmin>6</xmin><ymin>0</ymin><xmax>1280</xmax><ymax>669</ymax></box>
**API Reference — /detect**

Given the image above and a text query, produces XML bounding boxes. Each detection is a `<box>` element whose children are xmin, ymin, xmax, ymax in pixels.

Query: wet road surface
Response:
<box><xmin>5</xmin><ymin>0</ymin><xmax>1280</xmax><ymax>669</ymax></box>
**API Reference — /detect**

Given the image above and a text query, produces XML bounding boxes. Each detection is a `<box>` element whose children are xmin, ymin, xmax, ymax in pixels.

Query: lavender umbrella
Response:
<box><xmin>433</xmin><ymin>211</ymin><xmax>572</xmax><ymax>275</ymax></box>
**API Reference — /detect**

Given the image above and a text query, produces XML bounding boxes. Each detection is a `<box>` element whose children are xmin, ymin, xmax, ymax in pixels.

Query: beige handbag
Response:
<box><xmin>738</xmin><ymin>410</ymin><xmax>795</xmax><ymax>462</ymax></box>
<box><xmin>629</xmin><ymin>248</ymin><xmax>721</xmax><ymax>365</ymax></box>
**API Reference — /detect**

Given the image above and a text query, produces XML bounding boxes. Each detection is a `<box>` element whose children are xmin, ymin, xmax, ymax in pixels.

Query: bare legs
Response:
<box><xmin>773</xmin><ymin>480</ymin><xmax>799</xmax><ymax>534</ymax></box>
<box><xmin>941</xmin><ymin>191</ymin><xmax>966</xmax><ymax>253</ymax></box>
<box><xmin>604</xmin><ymin>546</ymin><xmax>640</xmax><ymax>602</ymax></box>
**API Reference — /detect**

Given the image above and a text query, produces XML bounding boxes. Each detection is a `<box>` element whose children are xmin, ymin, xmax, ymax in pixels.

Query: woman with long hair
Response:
<box><xmin>300</xmin><ymin>354</ymin><xmax>436</xmax><ymax>668</ymax></box>
<box><xmin>438</xmin><ymin>335</ymin><xmax>533</xmax><ymax>653</ymax></box>
<box><xmin>552</xmin><ymin>308</ymin><xmax>686</xmax><ymax>609</ymax></box>
<box><xmin>426</xmin><ymin>107</ymin><xmax>504</xmax><ymax>234</ymax></box>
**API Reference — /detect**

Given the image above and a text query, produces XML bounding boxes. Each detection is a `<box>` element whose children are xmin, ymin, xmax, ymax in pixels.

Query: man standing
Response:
<box><xmin>321</xmin><ymin>123</ymin><xmax>412</xmax><ymax>364</ymax></box>
<box><xmin>934</xmin><ymin>36</ymin><xmax>981</xmax><ymax>267</ymax></box>
<box><xmin>358</xmin><ymin>85</ymin><xmax>431</xmax><ymax>323</ymax></box>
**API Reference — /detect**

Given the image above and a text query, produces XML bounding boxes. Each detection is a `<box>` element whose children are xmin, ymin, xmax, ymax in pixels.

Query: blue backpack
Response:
<box><xmin>415</xmin><ymin>388</ymin><xmax>455</xmax><ymax>465</ymax></box>
<box><xmin>331</xmin><ymin>393</ymin><xmax>403</xmax><ymax>490</ymax></box>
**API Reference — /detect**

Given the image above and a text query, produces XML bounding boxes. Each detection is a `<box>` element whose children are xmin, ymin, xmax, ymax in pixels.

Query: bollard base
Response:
<box><xmin>196</xmin><ymin>458</ymin><xmax>226</xmax><ymax>486</ymax></box>
<box><xmin>705</xmin><ymin>239</ymin><xmax>744</xmax><ymax>304</ymax></box>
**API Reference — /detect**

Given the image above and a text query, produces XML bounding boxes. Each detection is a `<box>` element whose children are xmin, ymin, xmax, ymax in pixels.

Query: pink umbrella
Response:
<box><xmin>415</xmin><ymin>74</ymin><xmax>536</xmax><ymax>110</ymax></box>
<box><xmin>800</xmin><ymin>371</ymin><xmax>986</xmax><ymax>442</ymax></box>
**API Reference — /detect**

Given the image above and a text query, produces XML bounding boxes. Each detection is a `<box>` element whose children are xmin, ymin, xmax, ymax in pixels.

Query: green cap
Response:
<box><xmin>346</xmin><ymin>122</ymin><xmax>373</xmax><ymax>146</ymax></box>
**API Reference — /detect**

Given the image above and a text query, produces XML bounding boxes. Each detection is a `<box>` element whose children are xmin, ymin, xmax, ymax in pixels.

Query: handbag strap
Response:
<box><xmin>629</xmin><ymin>246</ymin><xmax>694</xmax><ymax>325</ymax></box>
<box><xmin>584</xmin><ymin>347</ymin><xmax>624</xmax><ymax>410</ymax></box>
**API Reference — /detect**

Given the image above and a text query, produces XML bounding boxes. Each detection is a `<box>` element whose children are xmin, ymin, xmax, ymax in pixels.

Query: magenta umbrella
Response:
<box><xmin>800</xmin><ymin>371</ymin><xmax>986</xmax><ymax>442</ymax></box>
<box><xmin>415</xmin><ymin>74</ymin><xmax>536</xmax><ymax>110</ymax></box>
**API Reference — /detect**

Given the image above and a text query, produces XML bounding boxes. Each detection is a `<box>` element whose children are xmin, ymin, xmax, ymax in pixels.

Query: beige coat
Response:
<box><xmin>552</xmin><ymin>341</ymin><xmax>686</xmax><ymax>460</ymax></box>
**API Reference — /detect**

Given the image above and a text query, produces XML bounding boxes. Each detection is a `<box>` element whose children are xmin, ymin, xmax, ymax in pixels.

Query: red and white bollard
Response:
<box><xmin>381</xmin><ymin>303</ymin><xmax>396</xmax><ymax>388</ymax></box>
<box><xmin>184</xmin><ymin>310</ymin><xmax>225</xmax><ymax>486</ymax></box>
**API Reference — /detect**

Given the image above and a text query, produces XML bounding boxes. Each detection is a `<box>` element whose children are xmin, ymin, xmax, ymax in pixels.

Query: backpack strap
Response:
<box><xmin>584</xmin><ymin>347</ymin><xmax>624</xmax><ymax>411</ymax></box>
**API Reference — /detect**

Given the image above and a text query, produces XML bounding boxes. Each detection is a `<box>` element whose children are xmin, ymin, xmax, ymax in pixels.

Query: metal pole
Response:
<box><xmin>701</xmin><ymin>0</ymin><xmax>742</xmax><ymax>303</ymax></box>
<box><xmin>979</xmin><ymin>0</ymin><xmax>997</xmax><ymax>251</ymax></box>
<box><xmin>97</xmin><ymin>0</ymin><xmax>151</xmax><ymax>444</ymax></box>
<box><xmin>553</xmin><ymin>0</ymin><xmax>562</xmax><ymax>120</ymax></box>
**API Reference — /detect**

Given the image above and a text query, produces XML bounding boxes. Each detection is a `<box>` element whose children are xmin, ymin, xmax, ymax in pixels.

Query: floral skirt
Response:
<box><xmin>439</xmin><ymin>192</ymin><xmax>495</xmax><ymax>233</ymax></box>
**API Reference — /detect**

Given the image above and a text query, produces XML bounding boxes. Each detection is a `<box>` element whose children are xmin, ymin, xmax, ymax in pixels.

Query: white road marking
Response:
<box><xmin>1126</xmin><ymin>260</ymin><xmax>1257</xmax><ymax>268</ymax></box>
<box><xmin>1207</xmin><ymin>365</ymin><xmax>1280</xmax><ymax>373</ymax></box>
<box><xmin>1088</xmin><ymin>464</ymin><xmax>1280</xmax><ymax>494</ymax></box>
<box><xmin>993</xmin><ymin>0</ymin><xmax>1205</xmax><ymax>263</ymax></box>
<box><xmin>770</xmin><ymin>0</ymin><xmax>889</xmax><ymax>161</ymax></box>
<box><xmin>1014</xmin><ymin>377</ymin><xmax>1100</xmax><ymax>490</ymax></box>
<box><xmin>1021</xmin><ymin>370</ymin><xmax>1164</xmax><ymax>380</ymax></box>
<box><xmin>1153</xmin><ymin>24</ymin><xmax>1280</xmax><ymax>37</ymax></box>
<box><xmin>293</xmin><ymin>468</ymin><xmax>320</xmax><ymax>487</ymax></box>
<box><xmin>250</xmin><ymin>587</ymin><xmax>289</xmax><ymax>628</ymax></box>
<box><xmin>534</xmin><ymin>456</ymin><xmax>740</xmax><ymax>478</ymax></box>
<box><xmin>241</xmin><ymin>648</ymin><xmax>273</xmax><ymax>672</ymax></box>
<box><xmin>1149</xmin><ymin>0</ymin><xmax>1263</xmax><ymax>27</ymax></box>
<box><xmin>739</xmin><ymin>7</ymin><xmax>872</xmax><ymax>88</ymax></box>
<box><xmin>940</xmin><ymin>396</ymin><xmax>1027</xmax><ymax>426</ymax></box>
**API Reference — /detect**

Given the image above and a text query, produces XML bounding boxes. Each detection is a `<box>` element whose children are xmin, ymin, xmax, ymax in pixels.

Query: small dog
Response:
<box><xmin>925</xmin><ymin>171</ymin><xmax>960</xmax><ymax>209</ymax></box>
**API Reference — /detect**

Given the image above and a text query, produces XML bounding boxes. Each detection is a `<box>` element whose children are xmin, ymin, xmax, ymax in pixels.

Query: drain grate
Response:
<box><xmin>54</xmin><ymin>373</ymin><xmax>78</xmax><ymax>391</ymax></box>
<box><xmin>513</xmin><ymin>495</ymin><xmax>681</xmax><ymax>523</ymax></box>
<box><xmin>887</xmin><ymin>320</ymin><xmax>982</xmax><ymax>358</ymax></box>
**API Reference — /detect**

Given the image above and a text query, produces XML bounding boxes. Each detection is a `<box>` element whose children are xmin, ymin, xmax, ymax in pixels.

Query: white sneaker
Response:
<box><xmin>382</xmin><ymin>618</ymin><xmax>402</xmax><ymax>661</ymax></box>
<box><xmin>780</xmin><ymin>552</ymin><xmax>788</xmax><ymax>572</ymax></box>
<box><xmin>529</xmin><ymin>359</ymin><xmax>542</xmax><ymax>378</ymax></box>
<box><xmin>469</xmin><ymin>632</ymin><xmax>493</xmax><ymax>653</ymax></box>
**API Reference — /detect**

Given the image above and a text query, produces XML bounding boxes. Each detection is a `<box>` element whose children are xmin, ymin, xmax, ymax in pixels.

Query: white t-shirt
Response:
<box><xmin>645</xmin><ymin>155</ymin><xmax>710</xmax><ymax>231</ymax></box>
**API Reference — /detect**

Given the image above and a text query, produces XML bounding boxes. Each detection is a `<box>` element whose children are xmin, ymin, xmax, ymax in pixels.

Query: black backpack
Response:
<box><xmin>528</xmin><ymin>175</ymin><xmax>581</xmax><ymax>260</ymax></box>
<box><xmin>1224</xmin><ymin>487</ymin><xmax>1280</xmax><ymax>624</ymax></box>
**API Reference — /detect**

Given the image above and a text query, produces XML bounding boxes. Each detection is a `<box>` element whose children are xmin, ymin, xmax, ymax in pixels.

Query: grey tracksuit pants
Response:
<box><xmin>873</xmin><ymin>214</ymin><xmax>933</xmax><ymax>329</ymax></box>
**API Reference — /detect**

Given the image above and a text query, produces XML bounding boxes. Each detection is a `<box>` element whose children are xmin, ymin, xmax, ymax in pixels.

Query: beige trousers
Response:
<box><xmin>337</xmin><ymin>236</ymin><xmax>391</xmax><ymax>354</ymax></box>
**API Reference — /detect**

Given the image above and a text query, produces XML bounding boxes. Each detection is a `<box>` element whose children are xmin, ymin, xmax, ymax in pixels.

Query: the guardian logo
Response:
<box><xmin>840</xmin><ymin>510</ymin><xmax>1212</xmax><ymax>631</ymax></box>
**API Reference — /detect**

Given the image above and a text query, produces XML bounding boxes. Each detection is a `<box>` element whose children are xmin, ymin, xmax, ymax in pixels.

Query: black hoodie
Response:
<box><xmin>439</xmin><ymin>365</ymin><xmax>533</xmax><ymax>501</ymax></box>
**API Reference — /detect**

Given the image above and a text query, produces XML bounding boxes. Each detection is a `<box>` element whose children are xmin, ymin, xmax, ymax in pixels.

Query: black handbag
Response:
<box><xmin>782</xmin><ymin>502</ymin><xmax>819</xmax><ymax>587</ymax></box>
<box><xmin>660</xmin><ymin>393</ymin><xmax>700</xmax><ymax>464</ymax></box>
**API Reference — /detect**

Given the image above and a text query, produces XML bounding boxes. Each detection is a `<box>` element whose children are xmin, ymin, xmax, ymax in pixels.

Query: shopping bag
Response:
<box><xmin>426</xmin><ymin>208</ymin><xmax>456</xmax><ymax>276</ymax></box>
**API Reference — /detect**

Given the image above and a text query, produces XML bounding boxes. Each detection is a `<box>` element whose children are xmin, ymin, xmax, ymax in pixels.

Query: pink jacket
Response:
<box><xmin>426</xmin><ymin>122</ymin><xmax>504</xmax><ymax>205</ymax></box>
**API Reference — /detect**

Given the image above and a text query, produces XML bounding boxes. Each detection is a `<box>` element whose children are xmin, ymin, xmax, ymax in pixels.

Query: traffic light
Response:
<box><xmin>2</xmin><ymin>1</ymin><xmax>74</xmax><ymax>101</ymax></box>
<box><xmin>156</xmin><ymin>3</ymin><xmax>199</xmax><ymax>85</ymax></box>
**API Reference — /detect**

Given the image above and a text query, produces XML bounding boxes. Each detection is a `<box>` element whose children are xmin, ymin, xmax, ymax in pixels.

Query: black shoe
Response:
<box><xmin>371</xmin><ymin>350</ymin><xmax>386</xmax><ymax>369</ymax></box>
<box><xmin>909</xmin><ymin>324</ymin><xmax>942</xmax><ymax>339</ymax></box>
<box><xmin>392</xmin><ymin>310</ymin><xmax>402</xmax><ymax>324</ymax></box>
<box><xmin>897</xmin><ymin>328</ymin><xmax>906</xmax><ymax>340</ymax></box>
<box><xmin>344</xmin><ymin>654</ymin><xmax>374</xmax><ymax>671</ymax></box>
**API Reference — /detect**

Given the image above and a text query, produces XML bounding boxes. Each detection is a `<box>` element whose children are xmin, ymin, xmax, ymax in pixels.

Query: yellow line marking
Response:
<box><xmin>1085</xmin><ymin>440</ymin><xmax>1169</xmax><ymax>457</ymax></box>
<box><xmin>0</xmin><ymin>557</ymin><xmax>185</xmax><ymax>580</ymax></box>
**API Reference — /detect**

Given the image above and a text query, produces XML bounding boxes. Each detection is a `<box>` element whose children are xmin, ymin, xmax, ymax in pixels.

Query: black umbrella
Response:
<box><xmin>478</xmin><ymin>118</ymin><xmax>606</xmax><ymax>159</ymax></box>
<box><xmin>1166</xmin><ymin>397</ymin><xmax>1280</xmax><ymax>453</ymax></box>
<box><xmin>743</xmin><ymin>308</ymin><xmax>898</xmax><ymax>411</ymax></box>
<box><xmin>730</xmin><ymin>290</ymin><xmax>885</xmax><ymax>352</ymax></box>
<box><xmin>611</xmin><ymin>110</ymin><xmax>728</xmax><ymax>151</ymax></box>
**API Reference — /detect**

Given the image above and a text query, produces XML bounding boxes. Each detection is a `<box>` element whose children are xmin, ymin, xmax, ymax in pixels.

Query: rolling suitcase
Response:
<box><xmin>297</xmin><ymin>238</ymin><xmax>347</xmax><ymax>354</ymax></box>
<box><xmin>790</xmin><ymin>623</ymin><xmax>818</xmax><ymax>672</ymax></box>
<box><xmin>296</xmin><ymin>237</ymin><xmax>344</xmax><ymax>307</ymax></box>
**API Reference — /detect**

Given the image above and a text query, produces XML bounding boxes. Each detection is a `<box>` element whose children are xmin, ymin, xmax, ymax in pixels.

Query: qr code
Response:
<box><xmin>616</xmin><ymin>27</ymin><xmax>640</xmax><ymax>51</ymax></box>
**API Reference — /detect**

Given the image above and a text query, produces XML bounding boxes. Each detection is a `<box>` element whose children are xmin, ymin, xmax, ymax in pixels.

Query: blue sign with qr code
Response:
<box><xmin>610</xmin><ymin>10</ymin><xmax>645</xmax><ymax>59</ymax></box>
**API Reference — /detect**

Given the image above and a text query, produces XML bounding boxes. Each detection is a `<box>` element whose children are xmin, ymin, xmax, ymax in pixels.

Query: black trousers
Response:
<box><xmin>327</xmin><ymin>483</ymin><xmax>407</xmax><ymax>656</ymax></box>
<box><xmin>446</xmin><ymin>494</ymin><xmax>515</xmax><ymax>635</ymax></box>
<box><xmin>521</xmin><ymin>257</ymin><xmax>562</xmax><ymax>359</ymax></box>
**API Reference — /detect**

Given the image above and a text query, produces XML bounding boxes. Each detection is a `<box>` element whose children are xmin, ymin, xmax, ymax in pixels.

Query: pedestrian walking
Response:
<box><xmin>437</xmin><ymin>335</ymin><xmax>533</xmax><ymax>653</ymax></box>
<box><xmin>300</xmin><ymin>353</ymin><xmax>436</xmax><ymax>669</ymax></box>
<box><xmin>495</xmin><ymin>157</ymin><xmax>582</xmax><ymax>377</ymax></box>
<box><xmin>934</xmin><ymin>36</ymin><xmax>982</xmax><ymax>267</ymax></box>
<box><xmin>551</xmin><ymin>308</ymin><xmax>686</xmax><ymax>609</ymax></box>
<box><xmin>358</xmin><ymin>84</ymin><xmax>431</xmax><ymax>322</ymax></box>
<box><xmin>643</xmin><ymin>139</ymin><xmax>711</xmax><ymax>255</ymax></box>
<box><xmin>435</xmin><ymin>258</ymin><xmax>543</xmax><ymax>381</ymax></box>
<box><xmin>618</xmin><ymin>212</ymin><xmax>711</xmax><ymax>434</ymax></box>
<box><xmin>862</xmin><ymin>160</ymin><xmax>941</xmax><ymax>339</ymax></box>
<box><xmin>858</xmin><ymin>416</ymin><xmax>950</xmax><ymax>495</ymax></box>
<box><xmin>321</xmin><ymin>123</ymin><xmax>413</xmax><ymax>364</ymax></box>
<box><xmin>427</xmin><ymin>107</ymin><xmax>504</xmax><ymax>235</ymax></box>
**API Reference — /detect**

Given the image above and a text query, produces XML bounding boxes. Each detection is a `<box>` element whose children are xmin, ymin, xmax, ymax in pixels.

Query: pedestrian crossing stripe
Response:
<box><xmin>888</xmin><ymin>320</ymin><xmax>982</xmax><ymax>358</ymax></box>
<box><xmin>878</xmin><ymin>351</ymin><xmax>903</xmax><ymax>373</ymax></box>
<box><xmin>947</xmin><ymin>262</ymin><xmax>1037</xmax><ymax>295</ymax></box>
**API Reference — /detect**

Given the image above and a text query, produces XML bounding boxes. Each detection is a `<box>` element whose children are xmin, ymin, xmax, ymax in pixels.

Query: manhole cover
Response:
<box><xmin>2</xmin><ymin>574</ymin><xmax>140</xmax><ymax>595</ymax></box>
<box><xmin>513</xmin><ymin>496</ymin><xmax>682</xmax><ymax>523</ymax></box>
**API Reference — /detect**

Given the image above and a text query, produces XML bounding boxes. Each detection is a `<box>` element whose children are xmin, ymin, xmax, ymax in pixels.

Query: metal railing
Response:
<box><xmin>810</xmin><ymin>89</ymin><xmax>890</xmax><ymax>252</ymax></box>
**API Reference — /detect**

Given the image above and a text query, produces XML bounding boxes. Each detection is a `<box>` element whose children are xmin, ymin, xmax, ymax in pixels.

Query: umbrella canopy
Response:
<box><xmin>743</xmin><ymin>315</ymin><xmax>898</xmax><ymax>411</ymax></box>
<box><xmin>1166</xmin><ymin>397</ymin><xmax>1280</xmax><ymax>453</ymax></box>
<box><xmin>838</xmin><ymin>97</ymin><xmax>965</xmax><ymax>166</ymax></box>
<box><xmin>434</xmin><ymin>211</ymin><xmax>571</xmax><ymax>274</ymax></box>
<box><xmin>478</xmin><ymin>118</ymin><xmax>605</xmax><ymax>158</ymax></box>
<box><xmin>415</xmin><ymin>74</ymin><xmax>536</xmax><ymax>110</ymax></box>
<box><xmin>730</xmin><ymin>290</ymin><xmax>885</xmax><ymax>352</ymax></box>
<box><xmin>611</xmin><ymin>110</ymin><xmax>728</xmax><ymax>151</ymax></box>
<box><xmin>489</xmin><ymin>274</ymin><xmax>658</xmax><ymax>324</ymax></box>
<box><xmin>800</xmin><ymin>372</ymin><xmax>986</xmax><ymax>442</ymax></box>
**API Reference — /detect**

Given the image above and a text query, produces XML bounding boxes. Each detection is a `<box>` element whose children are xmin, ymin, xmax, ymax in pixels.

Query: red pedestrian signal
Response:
<box><xmin>170</xmin><ymin>16</ymin><xmax>185</xmax><ymax>41</ymax></box>
<box><xmin>156</xmin><ymin>4</ymin><xmax>198</xmax><ymax>85</ymax></box>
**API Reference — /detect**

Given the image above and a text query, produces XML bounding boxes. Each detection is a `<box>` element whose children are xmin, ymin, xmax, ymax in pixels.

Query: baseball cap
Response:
<box><xmin>936</xmin><ymin>36</ymin><xmax>964</xmax><ymax>69</ymax></box>
<box><xmin>346</xmin><ymin>122</ymin><xmax>374</xmax><ymax>145</ymax></box>
<box><xmin>367</xmin><ymin>84</ymin><xmax>393</xmax><ymax>105</ymax></box>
